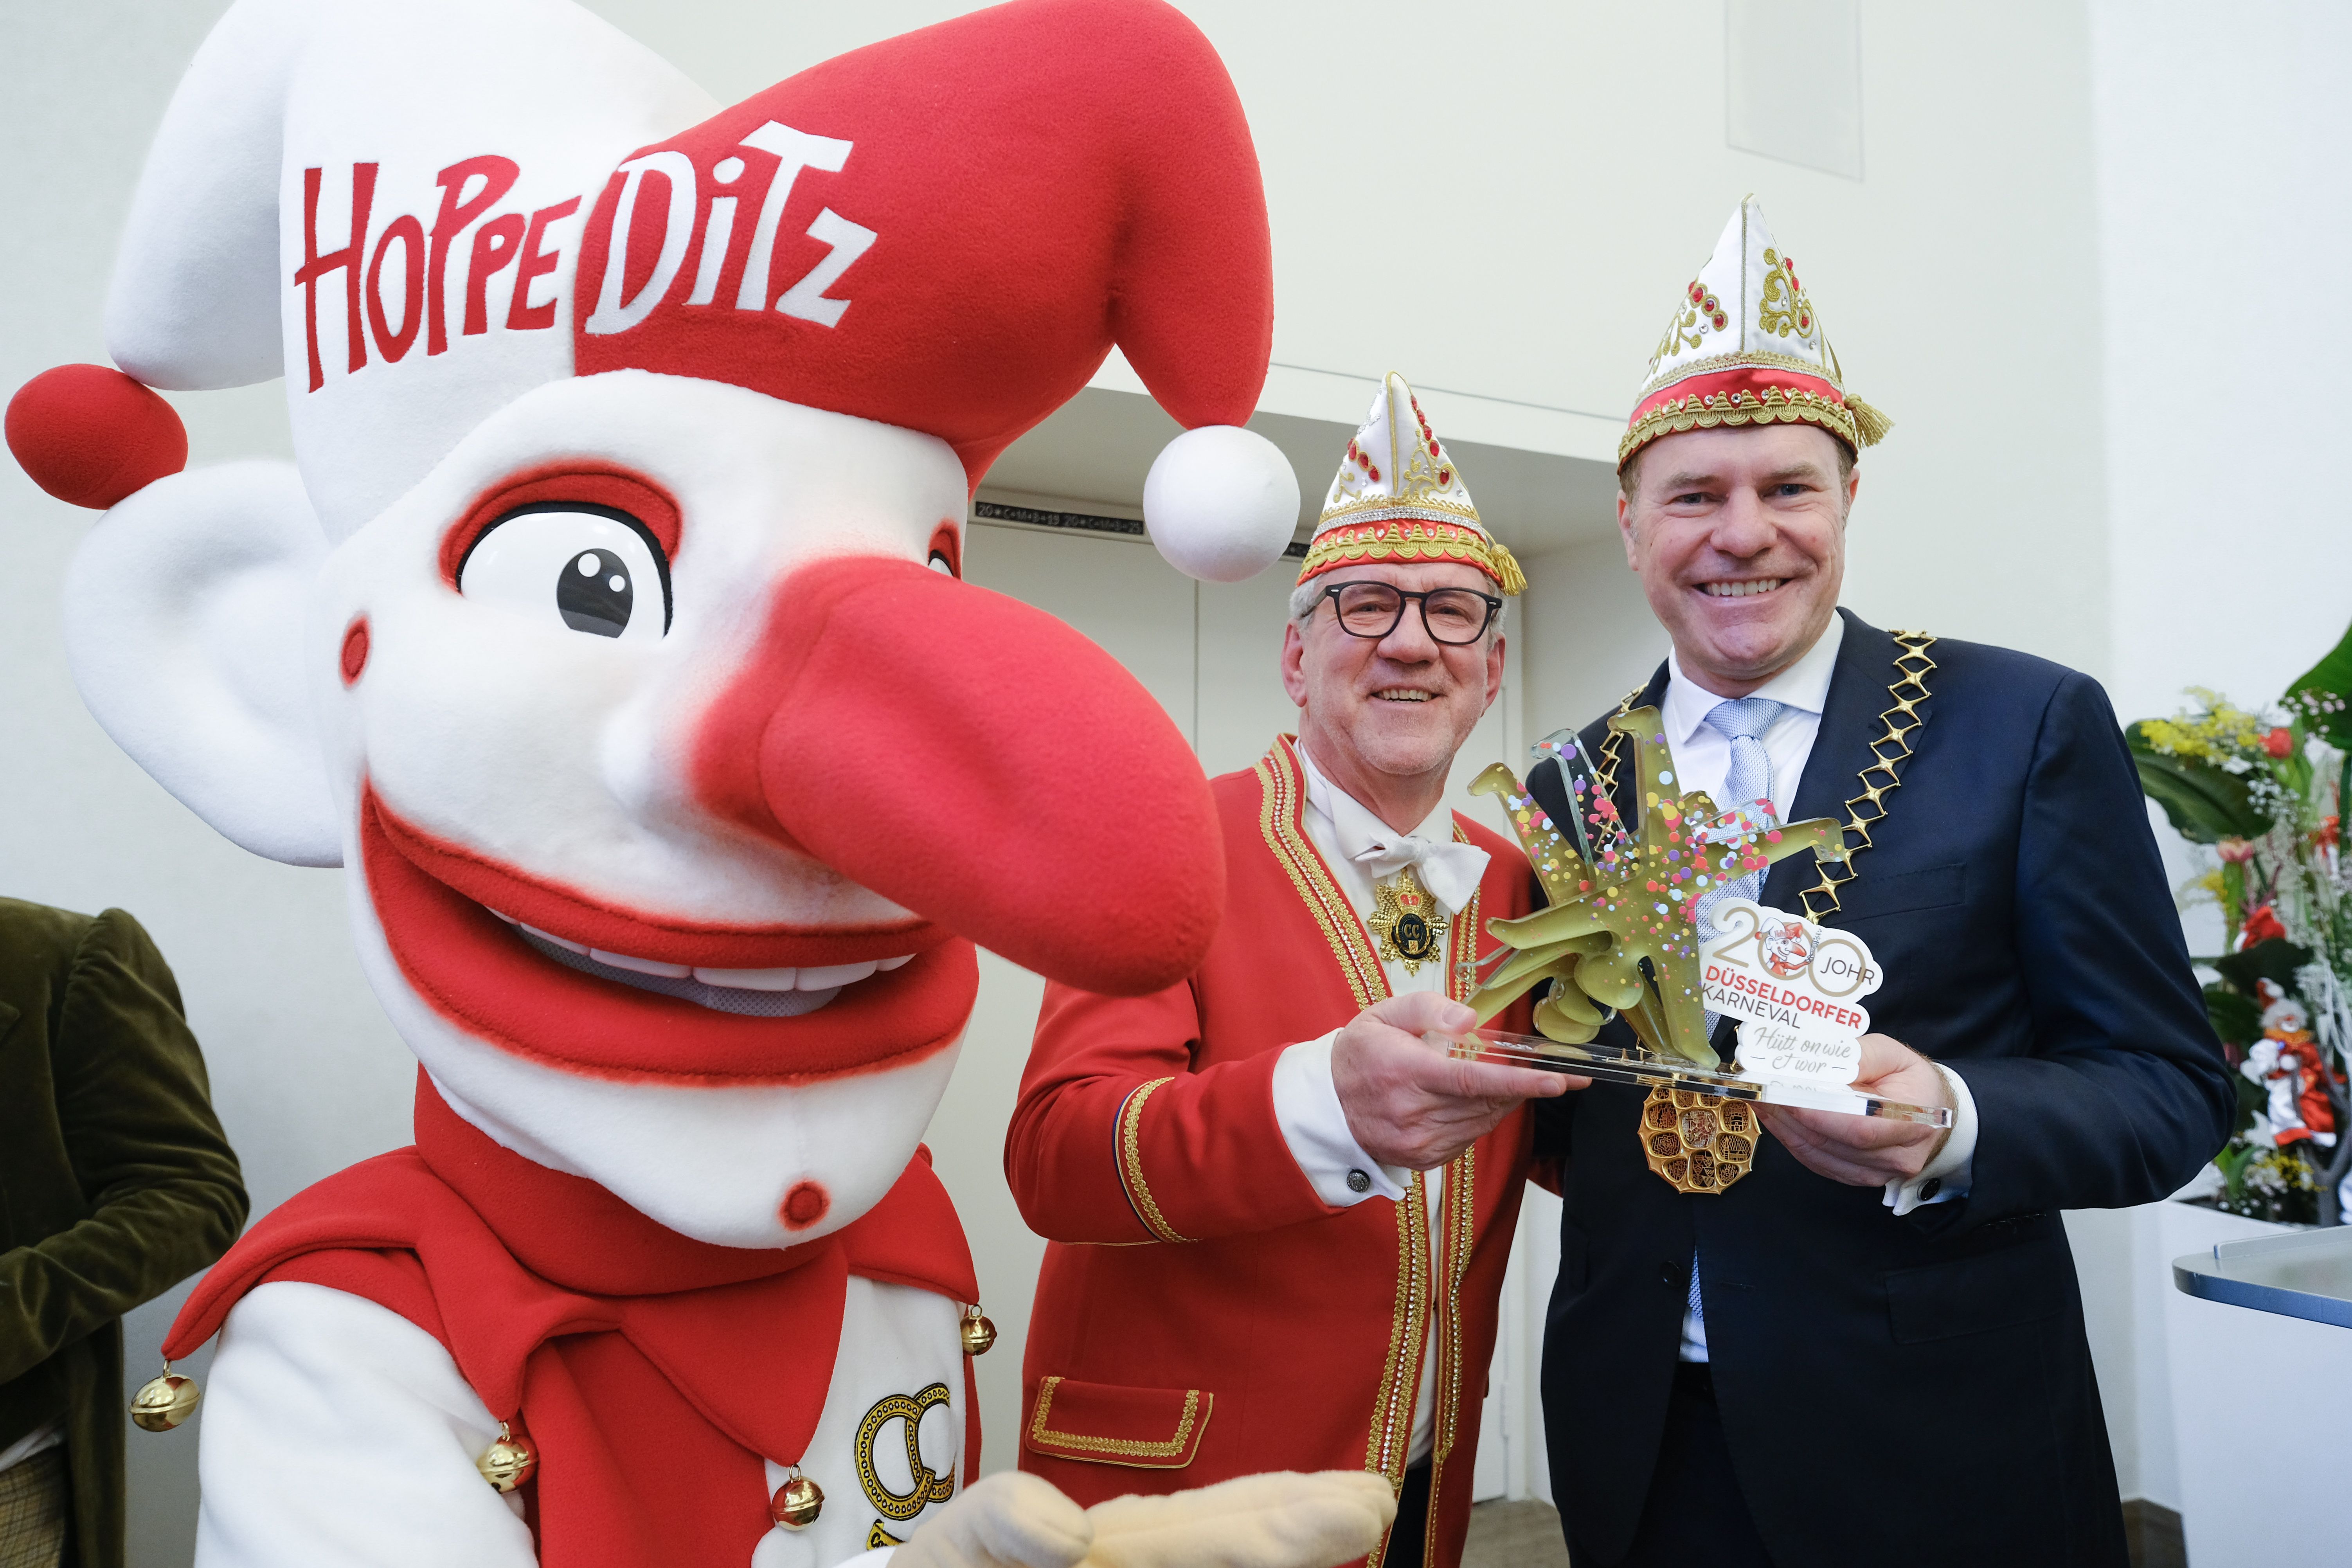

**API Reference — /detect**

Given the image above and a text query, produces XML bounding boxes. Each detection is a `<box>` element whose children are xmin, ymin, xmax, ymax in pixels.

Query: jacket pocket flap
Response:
<box><xmin>1834</xmin><ymin>861</ymin><xmax>1967</xmax><ymax>923</ymax></box>
<box><xmin>1885</xmin><ymin>1231</ymin><xmax>2068</xmax><ymax>1344</ymax></box>
<box><xmin>1024</xmin><ymin>1376</ymin><xmax>1212</xmax><ymax>1469</ymax></box>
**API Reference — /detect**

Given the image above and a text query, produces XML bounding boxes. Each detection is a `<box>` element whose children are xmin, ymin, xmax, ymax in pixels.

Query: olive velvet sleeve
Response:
<box><xmin>0</xmin><ymin>909</ymin><xmax>248</xmax><ymax>1383</ymax></box>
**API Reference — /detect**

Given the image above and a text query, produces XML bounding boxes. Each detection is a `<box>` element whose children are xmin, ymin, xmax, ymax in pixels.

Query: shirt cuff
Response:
<box><xmin>1271</xmin><ymin>1033</ymin><xmax>1408</xmax><ymax>1206</ymax></box>
<box><xmin>1884</xmin><ymin>1062</ymin><xmax>1977</xmax><ymax>1216</ymax></box>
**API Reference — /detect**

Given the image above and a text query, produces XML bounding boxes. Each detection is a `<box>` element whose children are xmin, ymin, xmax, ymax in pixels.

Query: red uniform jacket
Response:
<box><xmin>1007</xmin><ymin>737</ymin><xmax>1542</xmax><ymax>1568</ymax></box>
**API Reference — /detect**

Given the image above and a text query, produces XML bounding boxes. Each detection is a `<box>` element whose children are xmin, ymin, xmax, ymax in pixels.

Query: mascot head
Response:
<box><xmin>8</xmin><ymin>0</ymin><xmax>1298</xmax><ymax>1248</ymax></box>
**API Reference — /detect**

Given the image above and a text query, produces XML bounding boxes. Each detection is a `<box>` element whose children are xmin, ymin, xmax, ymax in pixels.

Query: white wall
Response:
<box><xmin>2093</xmin><ymin>1</ymin><xmax>2352</xmax><ymax>727</ymax></box>
<box><xmin>1522</xmin><ymin>537</ymin><xmax>1673</xmax><ymax>757</ymax></box>
<box><xmin>2069</xmin><ymin>0</ymin><xmax>2352</xmax><ymax>1528</ymax></box>
<box><xmin>581</xmin><ymin>0</ymin><xmax>2113</xmax><ymax>670</ymax></box>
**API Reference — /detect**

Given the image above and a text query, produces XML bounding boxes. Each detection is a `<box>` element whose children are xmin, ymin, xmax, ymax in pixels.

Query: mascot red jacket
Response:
<box><xmin>5</xmin><ymin>2</ymin><xmax>1392</xmax><ymax>1566</ymax></box>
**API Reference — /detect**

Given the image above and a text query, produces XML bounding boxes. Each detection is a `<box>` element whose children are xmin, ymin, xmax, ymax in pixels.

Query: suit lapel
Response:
<box><xmin>1763</xmin><ymin>608</ymin><xmax>1894</xmax><ymax>917</ymax></box>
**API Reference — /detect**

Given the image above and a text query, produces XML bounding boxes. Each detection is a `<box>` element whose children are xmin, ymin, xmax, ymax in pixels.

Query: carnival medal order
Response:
<box><xmin>1369</xmin><ymin>863</ymin><xmax>1447</xmax><ymax>974</ymax></box>
<box><xmin>1445</xmin><ymin>707</ymin><xmax>1951</xmax><ymax>1194</ymax></box>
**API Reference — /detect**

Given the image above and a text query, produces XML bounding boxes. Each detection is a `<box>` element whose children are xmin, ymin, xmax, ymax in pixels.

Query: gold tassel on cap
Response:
<box><xmin>1488</xmin><ymin>540</ymin><xmax>1527</xmax><ymax>597</ymax></box>
<box><xmin>1845</xmin><ymin>395</ymin><xmax>1893</xmax><ymax>448</ymax></box>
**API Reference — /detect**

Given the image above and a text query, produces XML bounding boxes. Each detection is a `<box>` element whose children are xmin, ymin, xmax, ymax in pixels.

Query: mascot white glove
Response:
<box><xmin>893</xmin><ymin>1470</ymin><xmax>1396</xmax><ymax>1568</ymax></box>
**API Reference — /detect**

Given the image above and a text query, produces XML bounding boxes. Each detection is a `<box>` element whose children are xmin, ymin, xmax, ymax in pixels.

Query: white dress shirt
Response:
<box><xmin>0</xmin><ymin>1419</ymin><xmax>63</xmax><ymax>1474</ymax></box>
<box><xmin>1269</xmin><ymin>741</ymin><xmax>1488</xmax><ymax>1467</ymax></box>
<box><xmin>1661</xmin><ymin>615</ymin><xmax>1979</xmax><ymax>1359</ymax></box>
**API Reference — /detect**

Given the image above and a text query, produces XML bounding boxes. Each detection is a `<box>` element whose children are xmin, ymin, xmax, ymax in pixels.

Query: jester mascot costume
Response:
<box><xmin>3</xmin><ymin>2</ymin><xmax>1392</xmax><ymax>1566</ymax></box>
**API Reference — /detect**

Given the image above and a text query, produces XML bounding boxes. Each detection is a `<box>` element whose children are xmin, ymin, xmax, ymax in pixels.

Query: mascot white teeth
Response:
<box><xmin>5</xmin><ymin>2</ymin><xmax>1371</xmax><ymax>1565</ymax></box>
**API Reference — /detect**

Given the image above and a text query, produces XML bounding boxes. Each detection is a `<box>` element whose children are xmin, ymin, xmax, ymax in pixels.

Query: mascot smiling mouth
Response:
<box><xmin>360</xmin><ymin>784</ymin><xmax>977</xmax><ymax>1084</ymax></box>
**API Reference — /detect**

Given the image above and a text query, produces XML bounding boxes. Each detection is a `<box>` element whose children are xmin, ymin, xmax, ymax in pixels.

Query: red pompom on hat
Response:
<box><xmin>572</xmin><ymin>0</ymin><xmax>1297</xmax><ymax>581</ymax></box>
<box><xmin>6</xmin><ymin>364</ymin><xmax>188</xmax><ymax>510</ymax></box>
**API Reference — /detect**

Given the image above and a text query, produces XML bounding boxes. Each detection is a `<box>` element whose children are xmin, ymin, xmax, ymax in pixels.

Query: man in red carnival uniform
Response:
<box><xmin>1010</xmin><ymin>374</ymin><xmax>1568</xmax><ymax>1568</ymax></box>
<box><xmin>5</xmin><ymin>4</ymin><xmax>1398</xmax><ymax>1568</ymax></box>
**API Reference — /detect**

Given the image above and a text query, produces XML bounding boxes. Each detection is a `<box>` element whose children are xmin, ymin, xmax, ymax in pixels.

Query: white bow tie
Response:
<box><xmin>1294</xmin><ymin>742</ymin><xmax>1492</xmax><ymax>915</ymax></box>
<box><xmin>1350</xmin><ymin>833</ymin><xmax>1489</xmax><ymax>917</ymax></box>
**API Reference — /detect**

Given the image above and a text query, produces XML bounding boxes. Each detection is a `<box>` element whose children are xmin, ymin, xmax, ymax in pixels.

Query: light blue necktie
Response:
<box><xmin>1684</xmin><ymin>697</ymin><xmax>1783</xmax><ymax>1357</ymax></box>
<box><xmin>1692</xmin><ymin>696</ymin><xmax>1787</xmax><ymax>946</ymax></box>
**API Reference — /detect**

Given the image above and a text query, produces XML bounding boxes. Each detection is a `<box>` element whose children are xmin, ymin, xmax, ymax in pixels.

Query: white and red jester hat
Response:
<box><xmin>3</xmin><ymin>0</ymin><xmax>1288</xmax><ymax>1251</ymax></box>
<box><xmin>1296</xmin><ymin>371</ymin><xmax>1524</xmax><ymax>595</ymax></box>
<box><xmin>1620</xmin><ymin>194</ymin><xmax>1890</xmax><ymax>469</ymax></box>
<box><xmin>15</xmin><ymin>0</ymin><xmax>1297</xmax><ymax>574</ymax></box>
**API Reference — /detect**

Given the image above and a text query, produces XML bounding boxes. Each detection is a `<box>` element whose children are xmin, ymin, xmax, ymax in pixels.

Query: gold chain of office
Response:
<box><xmin>1591</xmin><ymin>631</ymin><xmax>1938</xmax><ymax>921</ymax></box>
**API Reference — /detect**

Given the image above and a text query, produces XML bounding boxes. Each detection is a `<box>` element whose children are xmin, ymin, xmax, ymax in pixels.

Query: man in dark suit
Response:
<box><xmin>1526</xmin><ymin>200</ymin><xmax>2231</xmax><ymax>1568</ymax></box>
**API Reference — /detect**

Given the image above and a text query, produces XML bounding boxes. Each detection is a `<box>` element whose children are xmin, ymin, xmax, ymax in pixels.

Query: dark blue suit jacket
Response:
<box><xmin>1526</xmin><ymin>610</ymin><xmax>2231</xmax><ymax>1568</ymax></box>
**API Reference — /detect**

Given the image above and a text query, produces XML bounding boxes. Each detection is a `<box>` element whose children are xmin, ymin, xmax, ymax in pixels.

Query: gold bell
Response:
<box><xmin>130</xmin><ymin>1368</ymin><xmax>201</xmax><ymax>1433</ymax></box>
<box><xmin>770</xmin><ymin>1469</ymin><xmax>824</xmax><ymax>1530</ymax></box>
<box><xmin>477</xmin><ymin>1424</ymin><xmax>538</xmax><ymax>1493</ymax></box>
<box><xmin>959</xmin><ymin>1306</ymin><xmax>997</xmax><ymax>1357</ymax></box>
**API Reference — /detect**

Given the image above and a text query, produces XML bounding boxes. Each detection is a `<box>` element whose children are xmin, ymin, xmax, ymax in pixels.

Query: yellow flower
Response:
<box><xmin>2144</xmin><ymin>689</ymin><xmax>2269</xmax><ymax>761</ymax></box>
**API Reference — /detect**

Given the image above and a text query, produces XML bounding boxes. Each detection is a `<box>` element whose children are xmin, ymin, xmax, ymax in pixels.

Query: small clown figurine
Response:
<box><xmin>2243</xmin><ymin>980</ymin><xmax>2337</xmax><ymax>1148</ymax></box>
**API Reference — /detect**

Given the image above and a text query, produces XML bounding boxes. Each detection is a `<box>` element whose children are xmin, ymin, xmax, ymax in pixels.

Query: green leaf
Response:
<box><xmin>2205</xmin><ymin>982</ymin><xmax>2263</xmax><ymax>1047</ymax></box>
<box><xmin>2124</xmin><ymin>724</ymin><xmax>2267</xmax><ymax>843</ymax></box>
<box><xmin>2215</xmin><ymin>936</ymin><xmax>2315</xmax><ymax>1000</ymax></box>
<box><xmin>2287</xmin><ymin>614</ymin><xmax>2352</xmax><ymax>750</ymax></box>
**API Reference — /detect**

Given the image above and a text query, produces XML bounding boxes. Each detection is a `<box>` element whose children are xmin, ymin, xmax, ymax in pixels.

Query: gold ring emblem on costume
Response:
<box><xmin>1369</xmin><ymin>864</ymin><xmax>1448</xmax><ymax>974</ymax></box>
<box><xmin>855</xmin><ymin>1383</ymin><xmax>955</xmax><ymax>1523</ymax></box>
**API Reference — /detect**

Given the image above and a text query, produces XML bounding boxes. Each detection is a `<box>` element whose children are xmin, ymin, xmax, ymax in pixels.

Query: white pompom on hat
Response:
<box><xmin>1142</xmin><ymin>423</ymin><xmax>1299</xmax><ymax>583</ymax></box>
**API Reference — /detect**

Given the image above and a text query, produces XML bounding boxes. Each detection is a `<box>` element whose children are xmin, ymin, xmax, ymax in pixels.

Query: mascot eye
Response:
<box><xmin>559</xmin><ymin>548</ymin><xmax>635</xmax><ymax>635</ymax></box>
<box><xmin>457</xmin><ymin>504</ymin><xmax>672</xmax><ymax>640</ymax></box>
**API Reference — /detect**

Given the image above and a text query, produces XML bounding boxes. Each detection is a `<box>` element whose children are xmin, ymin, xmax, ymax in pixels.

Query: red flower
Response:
<box><xmin>2241</xmin><ymin>904</ymin><xmax>2287</xmax><ymax>948</ymax></box>
<box><xmin>2318</xmin><ymin>816</ymin><xmax>2341</xmax><ymax>852</ymax></box>
<box><xmin>2265</xmin><ymin>727</ymin><xmax>2294</xmax><ymax>758</ymax></box>
<box><xmin>2217</xmin><ymin>837</ymin><xmax>2257</xmax><ymax>864</ymax></box>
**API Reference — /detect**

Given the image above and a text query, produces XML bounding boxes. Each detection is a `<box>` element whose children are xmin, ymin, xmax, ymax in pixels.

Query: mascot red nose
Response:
<box><xmin>7</xmin><ymin>2</ymin><xmax>1393</xmax><ymax>1566</ymax></box>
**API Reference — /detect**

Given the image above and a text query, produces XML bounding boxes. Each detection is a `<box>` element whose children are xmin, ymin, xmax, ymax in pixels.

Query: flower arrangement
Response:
<box><xmin>2129</xmin><ymin>619</ymin><xmax>2351</xmax><ymax>1225</ymax></box>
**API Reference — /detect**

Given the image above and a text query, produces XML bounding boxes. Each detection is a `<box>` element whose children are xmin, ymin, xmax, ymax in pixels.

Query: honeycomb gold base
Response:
<box><xmin>1640</xmin><ymin>1084</ymin><xmax>1759</xmax><ymax>1194</ymax></box>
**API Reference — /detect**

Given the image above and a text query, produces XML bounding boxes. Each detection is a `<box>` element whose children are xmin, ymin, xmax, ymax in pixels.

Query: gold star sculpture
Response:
<box><xmin>1467</xmin><ymin>708</ymin><xmax>1850</xmax><ymax>1069</ymax></box>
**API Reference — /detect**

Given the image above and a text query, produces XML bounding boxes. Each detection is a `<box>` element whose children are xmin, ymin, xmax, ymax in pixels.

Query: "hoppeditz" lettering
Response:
<box><xmin>293</xmin><ymin>122</ymin><xmax>878</xmax><ymax>393</ymax></box>
<box><xmin>295</xmin><ymin>159</ymin><xmax>581</xmax><ymax>391</ymax></box>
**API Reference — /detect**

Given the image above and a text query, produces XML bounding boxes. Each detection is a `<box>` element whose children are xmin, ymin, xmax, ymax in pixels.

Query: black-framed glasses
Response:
<box><xmin>1317</xmin><ymin>580</ymin><xmax>1501</xmax><ymax>645</ymax></box>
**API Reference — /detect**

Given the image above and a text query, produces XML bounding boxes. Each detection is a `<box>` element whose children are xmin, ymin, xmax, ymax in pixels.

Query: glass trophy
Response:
<box><xmin>1466</xmin><ymin>713</ymin><xmax>1951</xmax><ymax>1191</ymax></box>
<box><xmin>1431</xmin><ymin>1023</ymin><xmax>1952</xmax><ymax>1128</ymax></box>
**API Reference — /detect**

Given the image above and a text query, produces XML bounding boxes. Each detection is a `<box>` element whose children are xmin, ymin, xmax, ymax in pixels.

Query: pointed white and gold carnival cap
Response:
<box><xmin>1297</xmin><ymin>371</ymin><xmax>1524</xmax><ymax>594</ymax></box>
<box><xmin>1620</xmin><ymin>196</ymin><xmax>1890</xmax><ymax>467</ymax></box>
